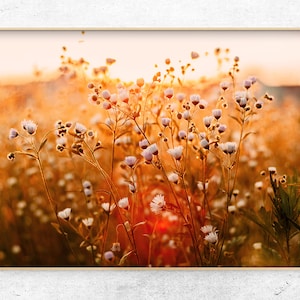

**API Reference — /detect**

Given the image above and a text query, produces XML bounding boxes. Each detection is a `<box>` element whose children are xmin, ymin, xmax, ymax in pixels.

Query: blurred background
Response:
<box><xmin>0</xmin><ymin>30</ymin><xmax>299</xmax><ymax>86</ymax></box>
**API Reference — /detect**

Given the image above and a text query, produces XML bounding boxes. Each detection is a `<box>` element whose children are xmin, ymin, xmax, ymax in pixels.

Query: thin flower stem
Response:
<box><xmin>147</xmin><ymin>218</ymin><xmax>158</xmax><ymax>266</ymax></box>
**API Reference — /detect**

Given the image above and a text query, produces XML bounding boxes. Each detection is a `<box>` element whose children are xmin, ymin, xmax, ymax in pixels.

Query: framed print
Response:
<box><xmin>1</xmin><ymin>30</ymin><xmax>300</xmax><ymax>268</ymax></box>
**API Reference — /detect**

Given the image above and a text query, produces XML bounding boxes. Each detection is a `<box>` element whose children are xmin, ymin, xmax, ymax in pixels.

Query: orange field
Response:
<box><xmin>1</xmin><ymin>47</ymin><xmax>300</xmax><ymax>266</ymax></box>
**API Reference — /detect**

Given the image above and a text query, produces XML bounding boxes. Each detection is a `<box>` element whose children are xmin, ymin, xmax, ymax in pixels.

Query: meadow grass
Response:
<box><xmin>2</xmin><ymin>49</ymin><xmax>300</xmax><ymax>266</ymax></box>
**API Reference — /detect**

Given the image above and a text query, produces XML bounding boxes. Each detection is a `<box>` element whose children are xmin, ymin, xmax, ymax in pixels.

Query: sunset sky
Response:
<box><xmin>0</xmin><ymin>30</ymin><xmax>299</xmax><ymax>86</ymax></box>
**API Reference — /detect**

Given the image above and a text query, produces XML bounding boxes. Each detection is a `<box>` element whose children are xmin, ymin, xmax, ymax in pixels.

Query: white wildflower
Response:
<box><xmin>118</xmin><ymin>197</ymin><xmax>129</xmax><ymax>209</ymax></box>
<box><xmin>204</xmin><ymin>231</ymin><xmax>218</xmax><ymax>244</ymax></box>
<box><xmin>21</xmin><ymin>120</ymin><xmax>37</xmax><ymax>135</ymax></box>
<box><xmin>101</xmin><ymin>202</ymin><xmax>116</xmax><ymax>213</ymax></box>
<box><xmin>167</xmin><ymin>146</ymin><xmax>184</xmax><ymax>160</ymax></box>
<box><xmin>82</xmin><ymin>217</ymin><xmax>94</xmax><ymax>228</ymax></box>
<box><xmin>168</xmin><ymin>172</ymin><xmax>179</xmax><ymax>184</ymax></box>
<box><xmin>201</xmin><ymin>225</ymin><xmax>217</xmax><ymax>234</ymax></box>
<box><xmin>150</xmin><ymin>194</ymin><xmax>166</xmax><ymax>215</ymax></box>
<box><xmin>75</xmin><ymin>122</ymin><xmax>87</xmax><ymax>135</ymax></box>
<box><xmin>124</xmin><ymin>156</ymin><xmax>137</xmax><ymax>168</ymax></box>
<box><xmin>57</xmin><ymin>208</ymin><xmax>71</xmax><ymax>220</ymax></box>
<box><xmin>164</xmin><ymin>87</ymin><xmax>174</xmax><ymax>99</ymax></box>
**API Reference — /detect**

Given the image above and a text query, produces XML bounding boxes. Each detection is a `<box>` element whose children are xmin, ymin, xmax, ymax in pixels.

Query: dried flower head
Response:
<box><xmin>139</xmin><ymin>139</ymin><xmax>149</xmax><ymax>149</ymax></box>
<box><xmin>168</xmin><ymin>172</ymin><xmax>179</xmax><ymax>184</ymax></box>
<box><xmin>178</xmin><ymin>130</ymin><xmax>187</xmax><ymax>140</ymax></box>
<box><xmin>9</xmin><ymin>128</ymin><xmax>19</xmax><ymax>139</ymax></box>
<box><xmin>147</xmin><ymin>143</ymin><xmax>159</xmax><ymax>156</ymax></box>
<box><xmin>161</xmin><ymin>117</ymin><xmax>171</xmax><ymax>127</ymax></box>
<box><xmin>219</xmin><ymin>142</ymin><xmax>237</xmax><ymax>154</ymax></box>
<box><xmin>243</xmin><ymin>79</ymin><xmax>252</xmax><ymax>89</ymax></box>
<box><xmin>141</xmin><ymin>148</ymin><xmax>153</xmax><ymax>163</ymax></box>
<box><xmin>102</xmin><ymin>89</ymin><xmax>111</xmax><ymax>100</ymax></box>
<box><xmin>254</xmin><ymin>181</ymin><xmax>263</xmax><ymax>190</ymax></box>
<box><xmin>200</xmin><ymin>138</ymin><xmax>210</xmax><ymax>150</ymax></box>
<box><xmin>199</xmin><ymin>99</ymin><xmax>208</xmax><ymax>109</ymax></box>
<box><xmin>21</xmin><ymin>120</ymin><xmax>37</xmax><ymax>135</ymax></box>
<box><xmin>212</xmin><ymin>109</ymin><xmax>222</xmax><ymax>120</ymax></box>
<box><xmin>190</xmin><ymin>94</ymin><xmax>201</xmax><ymax>106</ymax></box>
<box><xmin>111</xmin><ymin>242</ymin><xmax>121</xmax><ymax>252</ymax></box>
<box><xmin>7</xmin><ymin>152</ymin><xmax>15</xmax><ymax>161</ymax></box>
<box><xmin>218</xmin><ymin>124</ymin><xmax>227</xmax><ymax>134</ymax></box>
<box><xmin>191</xmin><ymin>51</ymin><xmax>199</xmax><ymax>59</ymax></box>
<box><xmin>203</xmin><ymin>116</ymin><xmax>213</xmax><ymax>128</ymax></box>
<box><xmin>268</xmin><ymin>166</ymin><xmax>277</xmax><ymax>174</ymax></box>
<box><xmin>75</xmin><ymin>122</ymin><xmax>87</xmax><ymax>135</ymax></box>
<box><xmin>220</xmin><ymin>81</ymin><xmax>230</xmax><ymax>91</ymax></box>
<box><xmin>164</xmin><ymin>88</ymin><xmax>174</xmax><ymax>99</ymax></box>
<box><xmin>167</xmin><ymin>145</ymin><xmax>184</xmax><ymax>160</ymax></box>
<box><xmin>124</xmin><ymin>156</ymin><xmax>137</xmax><ymax>168</ymax></box>
<box><xmin>104</xmin><ymin>251</ymin><xmax>115</xmax><ymax>262</ymax></box>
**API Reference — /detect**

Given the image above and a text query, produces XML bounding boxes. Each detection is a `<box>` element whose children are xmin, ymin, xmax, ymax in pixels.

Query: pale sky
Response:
<box><xmin>0</xmin><ymin>30</ymin><xmax>299</xmax><ymax>86</ymax></box>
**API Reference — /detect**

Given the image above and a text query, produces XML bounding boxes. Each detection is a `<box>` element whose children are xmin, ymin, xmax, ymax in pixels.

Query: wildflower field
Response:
<box><xmin>1</xmin><ymin>36</ymin><xmax>300</xmax><ymax>267</ymax></box>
